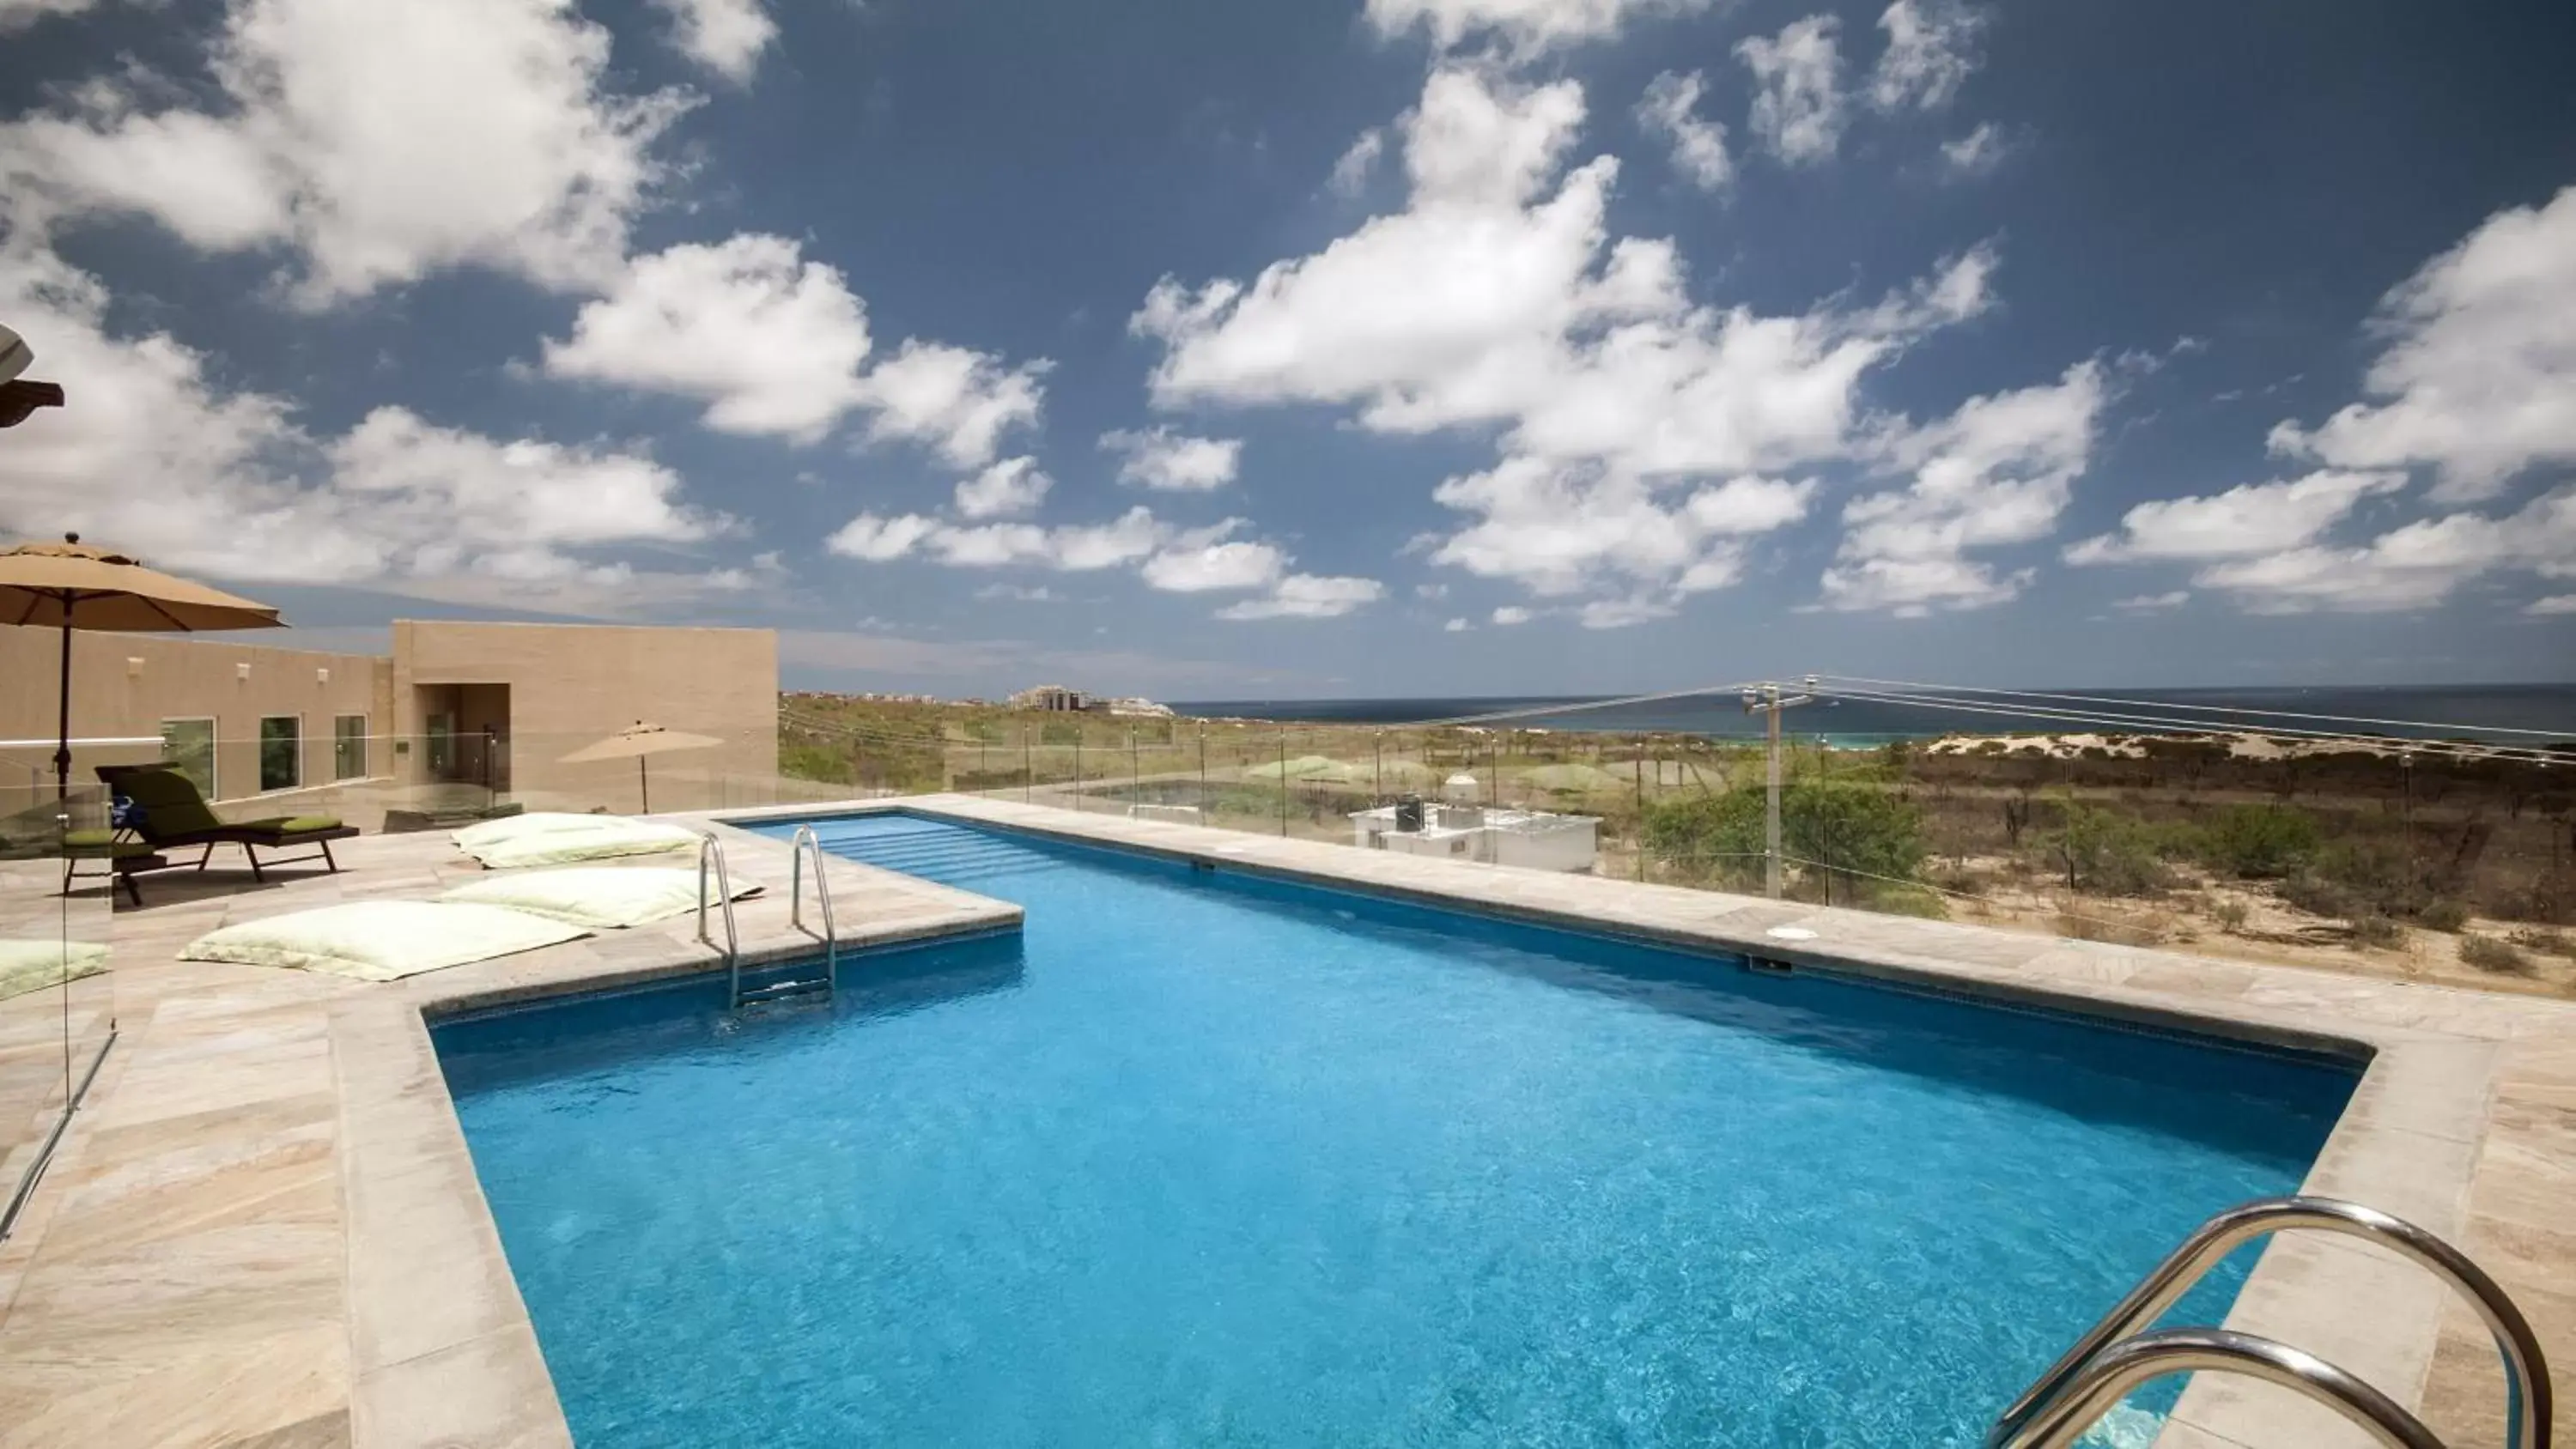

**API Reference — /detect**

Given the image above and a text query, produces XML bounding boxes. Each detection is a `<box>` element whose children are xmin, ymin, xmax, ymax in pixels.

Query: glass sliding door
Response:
<box><xmin>258</xmin><ymin>716</ymin><xmax>301</xmax><ymax>792</ymax></box>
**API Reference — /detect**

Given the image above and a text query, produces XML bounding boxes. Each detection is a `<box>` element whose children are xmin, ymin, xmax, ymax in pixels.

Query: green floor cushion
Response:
<box><xmin>179</xmin><ymin>901</ymin><xmax>590</xmax><ymax>982</ymax></box>
<box><xmin>440</xmin><ymin>866</ymin><xmax>761</xmax><ymax>928</ymax></box>
<box><xmin>452</xmin><ymin>810</ymin><xmax>623</xmax><ymax>851</ymax></box>
<box><xmin>462</xmin><ymin>819</ymin><xmax>702</xmax><ymax>870</ymax></box>
<box><xmin>0</xmin><ymin>939</ymin><xmax>110</xmax><ymax>1002</ymax></box>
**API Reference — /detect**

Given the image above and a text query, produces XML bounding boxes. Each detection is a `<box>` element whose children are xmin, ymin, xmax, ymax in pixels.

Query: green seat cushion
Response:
<box><xmin>235</xmin><ymin>815</ymin><xmax>344</xmax><ymax>834</ymax></box>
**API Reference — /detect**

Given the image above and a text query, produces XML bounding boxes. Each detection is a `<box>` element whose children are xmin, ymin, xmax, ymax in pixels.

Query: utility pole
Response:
<box><xmin>1741</xmin><ymin>678</ymin><xmax>1817</xmax><ymax>900</ymax></box>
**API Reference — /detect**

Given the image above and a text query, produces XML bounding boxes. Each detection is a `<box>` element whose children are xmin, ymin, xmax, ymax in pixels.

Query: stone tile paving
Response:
<box><xmin>0</xmin><ymin>796</ymin><xmax>2564</xmax><ymax>1449</ymax></box>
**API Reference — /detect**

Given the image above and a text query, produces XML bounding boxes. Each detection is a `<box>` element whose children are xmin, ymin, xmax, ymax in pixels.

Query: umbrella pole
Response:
<box><xmin>639</xmin><ymin>756</ymin><xmax>649</xmax><ymax>814</ymax></box>
<box><xmin>53</xmin><ymin>602</ymin><xmax>73</xmax><ymax>803</ymax></box>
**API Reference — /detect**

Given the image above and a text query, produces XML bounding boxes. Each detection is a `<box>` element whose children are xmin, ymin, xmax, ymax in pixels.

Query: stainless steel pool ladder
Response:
<box><xmin>786</xmin><ymin>823</ymin><xmax>841</xmax><ymax>991</ymax></box>
<box><xmin>1988</xmin><ymin>1195</ymin><xmax>2551</xmax><ymax>1449</ymax></box>
<box><xmin>696</xmin><ymin>830</ymin><xmax>745</xmax><ymax>1003</ymax></box>
<box><xmin>698</xmin><ymin>827</ymin><xmax>842</xmax><ymax>1011</ymax></box>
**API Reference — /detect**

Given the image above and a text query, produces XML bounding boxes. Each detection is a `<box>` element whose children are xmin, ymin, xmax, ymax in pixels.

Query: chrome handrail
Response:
<box><xmin>789</xmin><ymin>823</ymin><xmax>839</xmax><ymax>992</ymax></box>
<box><xmin>695</xmin><ymin>831</ymin><xmax>743</xmax><ymax>1004</ymax></box>
<box><xmin>1991</xmin><ymin>1195</ymin><xmax>2549</xmax><ymax>1449</ymax></box>
<box><xmin>1999</xmin><ymin>1327</ymin><xmax>2446</xmax><ymax>1449</ymax></box>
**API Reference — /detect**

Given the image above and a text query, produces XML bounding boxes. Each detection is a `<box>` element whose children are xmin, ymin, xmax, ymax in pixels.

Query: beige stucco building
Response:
<box><xmin>1</xmin><ymin>620</ymin><xmax>778</xmax><ymax>822</ymax></box>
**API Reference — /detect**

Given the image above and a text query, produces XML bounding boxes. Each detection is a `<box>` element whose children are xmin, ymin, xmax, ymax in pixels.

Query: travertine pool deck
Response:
<box><xmin>0</xmin><ymin>793</ymin><xmax>2568</xmax><ymax>1448</ymax></box>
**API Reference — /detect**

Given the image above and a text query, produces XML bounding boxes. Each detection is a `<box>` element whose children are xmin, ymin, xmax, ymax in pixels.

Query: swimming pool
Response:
<box><xmin>434</xmin><ymin>812</ymin><xmax>2359</xmax><ymax>1448</ymax></box>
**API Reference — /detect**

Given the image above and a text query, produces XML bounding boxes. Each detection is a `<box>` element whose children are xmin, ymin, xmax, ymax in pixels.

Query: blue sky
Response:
<box><xmin>2</xmin><ymin>0</ymin><xmax>2572</xmax><ymax>699</ymax></box>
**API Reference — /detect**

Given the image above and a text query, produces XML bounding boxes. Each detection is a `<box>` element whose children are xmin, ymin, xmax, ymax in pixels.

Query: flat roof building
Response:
<box><xmin>1</xmin><ymin>619</ymin><xmax>776</xmax><ymax>822</ymax></box>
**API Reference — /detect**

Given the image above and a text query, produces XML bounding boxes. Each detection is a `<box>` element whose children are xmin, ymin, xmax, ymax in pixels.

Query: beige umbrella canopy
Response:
<box><xmin>0</xmin><ymin>533</ymin><xmax>283</xmax><ymax>800</ymax></box>
<box><xmin>557</xmin><ymin>721</ymin><xmax>723</xmax><ymax>812</ymax></box>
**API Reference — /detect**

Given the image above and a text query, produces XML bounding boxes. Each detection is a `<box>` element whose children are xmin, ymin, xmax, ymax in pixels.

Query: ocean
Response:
<box><xmin>1170</xmin><ymin>683</ymin><xmax>2576</xmax><ymax>746</ymax></box>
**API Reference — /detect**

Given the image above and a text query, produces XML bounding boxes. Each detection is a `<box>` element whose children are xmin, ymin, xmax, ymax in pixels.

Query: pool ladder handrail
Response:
<box><xmin>1990</xmin><ymin>1194</ymin><xmax>2550</xmax><ymax>1449</ymax></box>
<box><xmin>1999</xmin><ymin>1327</ymin><xmax>2446</xmax><ymax>1449</ymax></box>
<box><xmin>787</xmin><ymin>823</ymin><xmax>841</xmax><ymax>995</ymax></box>
<box><xmin>695</xmin><ymin>830</ymin><xmax>745</xmax><ymax>1003</ymax></box>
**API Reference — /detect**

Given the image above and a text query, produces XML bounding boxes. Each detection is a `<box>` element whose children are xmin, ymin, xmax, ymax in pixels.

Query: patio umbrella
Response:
<box><xmin>0</xmin><ymin>533</ymin><xmax>283</xmax><ymax>802</ymax></box>
<box><xmin>557</xmin><ymin>720</ymin><xmax>723</xmax><ymax>812</ymax></box>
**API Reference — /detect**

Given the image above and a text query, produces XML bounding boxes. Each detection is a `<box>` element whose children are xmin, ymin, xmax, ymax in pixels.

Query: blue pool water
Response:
<box><xmin>435</xmin><ymin>814</ymin><xmax>2357</xmax><ymax>1449</ymax></box>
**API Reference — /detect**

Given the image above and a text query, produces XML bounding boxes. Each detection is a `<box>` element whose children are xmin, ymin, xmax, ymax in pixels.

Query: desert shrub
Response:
<box><xmin>2416</xmin><ymin>899</ymin><xmax>2470</xmax><ymax>934</ymax></box>
<box><xmin>2199</xmin><ymin>804</ymin><xmax>2322</xmax><ymax>878</ymax></box>
<box><xmin>2314</xmin><ymin>838</ymin><xmax>2408</xmax><ymax>901</ymax></box>
<box><xmin>2212</xmin><ymin>898</ymin><xmax>2251</xmax><ymax>933</ymax></box>
<box><xmin>2506</xmin><ymin>927</ymin><xmax>2573</xmax><ymax>959</ymax></box>
<box><xmin>778</xmin><ymin>742</ymin><xmax>855</xmax><ymax>785</ymax></box>
<box><xmin>2459</xmin><ymin>935</ymin><xmax>2532</xmax><ymax>974</ymax></box>
<box><xmin>2057</xmin><ymin>910</ymin><xmax>2166</xmax><ymax>947</ymax></box>
<box><xmin>1643</xmin><ymin>782</ymin><xmax>1928</xmax><ymax>897</ymax></box>
<box><xmin>2276</xmin><ymin>874</ymin><xmax>2354</xmax><ymax>920</ymax></box>
<box><xmin>2348</xmin><ymin>915</ymin><xmax>2403</xmax><ymax>949</ymax></box>
<box><xmin>1866</xmin><ymin>885</ymin><xmax>1950</xmax><ymax>919</ymax></box>
<box><xmin>2057</xmin><ymin>803</ymin><xmax>2174</xmax><ymax>896</ymax></box>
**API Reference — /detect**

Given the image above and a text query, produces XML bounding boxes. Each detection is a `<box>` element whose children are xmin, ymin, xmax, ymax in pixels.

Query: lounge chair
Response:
<box><xmin>90</xmin><ymin>764</ymin><xmax>360</xmax><ymax>900</ymax></box>
<box><xmin>59</xmin><ymin>832</ymin><xmax>169</xmax><ymax>907</ymax></box>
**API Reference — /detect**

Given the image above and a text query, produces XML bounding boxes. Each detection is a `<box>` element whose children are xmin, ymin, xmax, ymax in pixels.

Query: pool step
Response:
<box><xmin>734</xmin><ymin>975</ymin><xmax>835</xmax><ymax>1010</ymax></box>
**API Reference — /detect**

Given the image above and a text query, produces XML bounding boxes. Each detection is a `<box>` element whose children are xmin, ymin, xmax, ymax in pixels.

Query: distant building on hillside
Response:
<box><xmin>1010</xmin><ymin>684</ymin><xmax>1087</xmax><ymax>712</ymax></box>
<box><xmin>1101</xmin><ymin>696</ymin><xmax>1175</xmax><ymax>718</ymax></box>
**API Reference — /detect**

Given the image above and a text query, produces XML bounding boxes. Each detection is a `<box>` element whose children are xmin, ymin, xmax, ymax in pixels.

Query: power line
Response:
<box><xmin>1818</xmin><ymin>673</ymin><xmax>2569</xmax><ymax>742</ymax></box>
<box><xmin>1815</xmin><ymin>685</ymin><xmax>2561</xmax><ymax>764</ymax></box>
<box><xmin>1384</xmin><ymin>681</ymin><xmax>1771</xmax><ymax>730</ymax></box>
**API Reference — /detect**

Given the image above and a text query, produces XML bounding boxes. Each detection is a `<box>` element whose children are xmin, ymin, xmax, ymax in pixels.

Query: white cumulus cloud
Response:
<box><xmin>1100</xmin><ymin>427</ymin><xmax>1242</xmax><ymax>491</ymax></box>
<box><xmin>1327</xmin><ymin>129</ymin><xmax>1386</xmax><ymax>197</ymax></box>
<box><xmin>652</xmin><ymin>0</ymin><xmax>775</xmax><ymax>83</ymax></box>
<box><xmin>0</xmin><ymin>0</ymin><xmax>691</xmax><ymax>302</ymax></box>
<box><xmin>542</xmin><ymin>234</ymin><xmax>872</xmax><ymax>442</ymax></box>
<box><xmin>1218</xmin><ymin>574</ymin><xmax>1388</xmax><ymax>621</ymax></box>
<box><xmin>1821</xmin><ymin>361</ymin><xmax>2108</xmax><ymax>615</ymax></box>
<box><xmin>1737</xmin><ymin>16</ymin><xmax>1845</xmax><ymax>167</ymax></box>
<box><xmin>2064</xmin><ymin>470</ymin><xmax>2405</xmax><ymax>564</ymax></box>
<box><xmin>953</xmin><ymin>457</ymin><xmax>1054</xmax><ymax>520</ymax></box>
<box><xmin>1363</xmin><ymin>0</ymin><xmax>1715</xmax><ymax>57</ymax></box>
<box><xmin>855</xmin><ymin>341</ymin><xmax>1050</xmax><ymax>469</ymax></box>
<box><xmin>0</xmin><ymin>0</ymin><xmax>101</xmax><ymax>31</ymax></box>
<box><xmin>1636</xmin><ymin>70</ymin><xmax>1732</xmax><ymax>191</ymax></box>
<box><xmin>1869</xmin><ymin>0</ymin><xmax>1985</xmax><ymax>112</ymax></box>
<box><xmin>1130</xmin><ymin>66</ymin><xmax>2026</xmax><ymax>627</ymax></box>
<box><xmin>2268</xmin><ymin>185</ymin><xmax>2576</xmax><ymax>502</ymax></box>
<box><xmin>2191</xmin><ymin>490</ymin><xmax>2576</xmax><ymax>614</ymax></box>
<box><xmin>0</xmin><ymin>242</ymin><xmax>741</xmax><ymax>608</ymax></box>
<box><xmin>1941</xmin><ymin>122</ymin><xmax>2010</xmax><ymax>178</ymax></box>
<box><xmin>1140</xmin><ymin>530</ymin><xmax>1288</xmax><ymax>592</ymax></box>
<box><xmin>2113</xmin><ymin>591</ymin><xmax>2189</xmax><ymax>612</ymax></box>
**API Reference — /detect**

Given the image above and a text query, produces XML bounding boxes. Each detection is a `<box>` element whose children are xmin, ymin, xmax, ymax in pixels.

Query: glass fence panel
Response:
<box><xmin>0</xmin><ymin>784</ymin><xmax>114</xmax><ymax>1242</ymax></box>
<box><xmin>27</xmin><ymin>709</ymin><xmax>2560</xmax><ymax>1006</ymax></box>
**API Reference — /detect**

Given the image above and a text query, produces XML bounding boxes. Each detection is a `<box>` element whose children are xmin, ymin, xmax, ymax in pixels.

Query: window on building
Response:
<box><xmin>258</xmin><ymin>716</ymin><xmax>301</xmax><ymax>792</ymax></box>
<box><xmin>159</xmin><ymin>718</ymin><xmax>216</xmax><ymax>797</ymax></box>
<box><xmin>333</xmin><ymin>714</ymin><xmax>368</xmax><ymax>781</ymax></box>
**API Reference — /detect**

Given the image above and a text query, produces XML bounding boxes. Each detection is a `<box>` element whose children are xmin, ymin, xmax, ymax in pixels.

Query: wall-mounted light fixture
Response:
<box><xmin>126</xmin><ymin>656</ymin><xmax>144</xmax><ymax>680</ymax></box>
<box><xmin>316</xmin><ymin>666</ymin><xmax>331</xmax><ymax>685</ymax></box>
<box><xmin>236</xmin><ymin>662</ymin><xmax>252</xmax><ymax>682</ymax></box>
